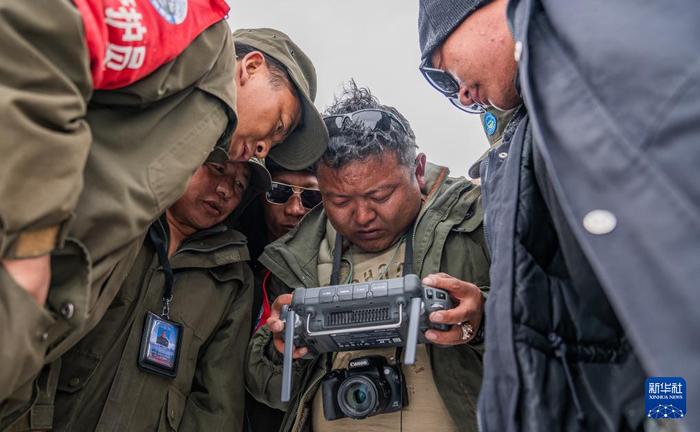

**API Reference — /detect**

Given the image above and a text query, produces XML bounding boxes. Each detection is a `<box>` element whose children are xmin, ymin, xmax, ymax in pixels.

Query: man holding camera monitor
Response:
<box><xmin>245</xmin><ymin>83</ymin><xmax>490</xmax><ymax>432</ymax></box>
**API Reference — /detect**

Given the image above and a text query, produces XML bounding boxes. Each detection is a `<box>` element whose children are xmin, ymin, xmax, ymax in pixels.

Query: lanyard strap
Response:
<box><xmin>330</xmin><ymin>231</ymin><xmax>344</xmax><ymax>286</ymax></box>
<box><xmin>148</xmin><ymin>224</ymin><xmax>175</xmax><ymax>319</ymax></box>
<box><xmin>403</xmin><ymin>223</ymin><xmax>415</xmax><ymax>277</ymax></box>
<box><xmin>330</xmin><ymin>222</ymin><xmax>416</xmax><ymax>284</ymax></box>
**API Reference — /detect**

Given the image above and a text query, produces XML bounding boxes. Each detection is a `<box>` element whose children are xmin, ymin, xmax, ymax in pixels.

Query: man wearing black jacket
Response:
<box><xmin>418</xmin><ymin>0</ymin><xmax>699</xmax><ymax>431</ymax></box>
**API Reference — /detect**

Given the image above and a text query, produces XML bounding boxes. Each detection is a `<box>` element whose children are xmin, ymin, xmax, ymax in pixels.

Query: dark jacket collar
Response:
<box><xmin>150</xmin><ymin>218</ymin><xmax>249</xmax><ymax>270</ymax></box>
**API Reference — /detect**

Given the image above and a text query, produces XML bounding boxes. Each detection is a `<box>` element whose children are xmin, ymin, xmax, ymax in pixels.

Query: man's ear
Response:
<box><xmin>414</xmin><ymin>153</ymin><xmax>427</xmax><ymax>190</ymax></box>
<box><xmin>238</xmin><ymin>51</ymin><xmax>265</xmax><ymax>86</ymax></box>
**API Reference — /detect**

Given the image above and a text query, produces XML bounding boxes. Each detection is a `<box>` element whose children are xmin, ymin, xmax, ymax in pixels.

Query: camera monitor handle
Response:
<box><xmin>281</xmin><ymin>306</ymin><xmax>296</xmax><ymax>402</ymax></box>
<box><xmin>403</xmin><ymin>296</ymin><xmax>423</xmax><ymax>365</ymax></box>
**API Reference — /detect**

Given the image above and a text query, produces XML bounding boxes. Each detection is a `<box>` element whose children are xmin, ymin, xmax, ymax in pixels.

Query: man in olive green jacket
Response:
<box><xmin>246</xmin><ymin>85</ymin><xmax>489</xmax><ymax>432</ymax></box>
<box><xmin>0</xmin><ymin>3</ymin><xmax>327</xmax><ymax>426</ymax></box>
<box><xmin>53</xmin><ymin>157</ymin><xmax>270</xmax><ymax>431</ymax></box>
<box><xmin>0</xmin><ymin>8</ymin><xmax>237</xmax><ymax>428</ymax></box>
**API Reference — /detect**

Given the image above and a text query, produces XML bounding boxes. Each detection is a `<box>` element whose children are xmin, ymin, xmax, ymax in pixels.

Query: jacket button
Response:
<box><xmin>69</xmin><ymin>377</ymin><xmax>80</xmax><ymax>387</ymax></box>
<box><xmin>498</xmin><ymin>152</ymin><xmax>508</xmax><ymax>159</ymax></box>
<box><xmin>583</xmin><ymin>210</ymin><xmax>617</xmax><ymax>235</ymax></box>
<box><xmin>60</xmin><ymin>302</ymin><xmax>75</xmax><ymax>320</ymax></box>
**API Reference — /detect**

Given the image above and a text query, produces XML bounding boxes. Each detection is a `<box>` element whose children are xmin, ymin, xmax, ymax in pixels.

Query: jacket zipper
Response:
<box><xmin>481</xmin><ymin>154</ymin><xmax>492</xmax><ymax>250</ymax></box>
<box><xmin>291</xmin><ymin>371</ymin><xmax>326</xmax><ymax>432</ymax></box>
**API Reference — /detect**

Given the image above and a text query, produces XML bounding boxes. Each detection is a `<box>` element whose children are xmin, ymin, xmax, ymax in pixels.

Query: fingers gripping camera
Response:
<box><xmin>280</xmin><ymin>274</ymin><xmax>453</xmax><ymax>402</ymax></box>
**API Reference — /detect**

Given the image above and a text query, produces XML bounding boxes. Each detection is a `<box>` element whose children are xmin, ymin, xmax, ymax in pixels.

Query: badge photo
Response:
<box><xmin>138</xmin><ymin>311</ymin><xmax>183</xmax><ymax>378</ymax></box>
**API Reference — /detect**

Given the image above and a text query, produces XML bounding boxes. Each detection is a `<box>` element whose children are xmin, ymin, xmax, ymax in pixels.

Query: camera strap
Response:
<box><xmin>330</xmin><ymin>231</ymin><xmax>344</xmax><ymax>286</ymax></box>
<box><xmin>403</xmin><ymin>224</ymin><xmax>415</xmax><ymax>276</ymax></box>
<box><xmin>330</xmin><ymin>222</ymin><xmax>416</xmax><ymax>285</ymax></box>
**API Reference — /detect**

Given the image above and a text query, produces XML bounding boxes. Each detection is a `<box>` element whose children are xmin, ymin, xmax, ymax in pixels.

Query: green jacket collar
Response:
<box><xmin>152</xmin><ymin>219</ymin><xmax>249</xmax><ymax>270</ymax></box>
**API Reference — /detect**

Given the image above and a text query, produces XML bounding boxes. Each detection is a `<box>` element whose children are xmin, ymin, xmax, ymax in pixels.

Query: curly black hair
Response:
<box><xmin>321</xmin><ymin>80</ymin><xmax>417</xmax><ymax>169</ymax></box>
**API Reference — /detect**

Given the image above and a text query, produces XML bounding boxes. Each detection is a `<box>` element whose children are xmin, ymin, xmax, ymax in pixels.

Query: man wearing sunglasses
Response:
<box><xmin>52</xmin><ymin>156</ymin><xmax>271</xmax><ymax>431</ymax></box>
<box><xmin>255</xmin><ymin>160</ymin><xmax>322</xmax><ymax>329</ymax></box>
<box><xmin>263</xmin><ymin>160</ymin><xmax>322</xmax><ymax>244</ymax></box>
<box><xmin>245</xmin><ymin>83</ymin><xmax>490</xmax><ymax>432</ymax></box>
<box><xmin>418</xmin><ymin>0</ymin><xmax>700</xmax><ymax>431</ymax></box>
<box><xmin>240</xmin><ymin>159</ymin><xmax>320</xmax><ymax>432</ymax></box>
<box><xmin>238</xmin><ymin>159</ymin><xmax>322</xmax><ymax>336</ymax></box>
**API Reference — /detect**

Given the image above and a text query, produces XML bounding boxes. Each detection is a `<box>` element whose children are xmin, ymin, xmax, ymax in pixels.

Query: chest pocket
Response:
<box><xmin>450</xmin><ymin>198</ymin><xmax>484</xmax><ymax>234</ymax></box>
<box><xmin>446</xmin><ymin>204</ymin><xmax>488</xmax><ymax>286</ymax></box>
<box><xmin>57</xmin><ymin>349</ymin><xmax>101</xmax><ymax>394</ymax></box>
<box><xmin>420</xmin><ymin>188</ymin><xmax>485</xmax><ymax>278</ymax></box>
<box><xmin>208</xmin><ymin>262</ymin><xmax>246</xmax><ymax>284</ymax></box>
<box><xmin>168</xmin><ymin>264</ymin><xmax>244</xmax><ymax>342</ymax></box>
<box><xmin>157</xmin><ymin>386</ymin><xmax>186</xmax><ymax>432</ymax></box>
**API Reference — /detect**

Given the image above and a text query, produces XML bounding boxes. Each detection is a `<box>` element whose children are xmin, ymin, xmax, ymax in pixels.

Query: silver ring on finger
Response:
<box><xmin>460</xmin><ymin>321</ymin><xmax>474</xmax><ymax>342</ymax></box>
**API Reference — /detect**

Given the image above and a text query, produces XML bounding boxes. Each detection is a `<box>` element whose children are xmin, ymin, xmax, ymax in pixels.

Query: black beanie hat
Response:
<box><xmin>418</xmin><ymin>0</ymin><xmax>491</xmax><ymax>62</ymax></box>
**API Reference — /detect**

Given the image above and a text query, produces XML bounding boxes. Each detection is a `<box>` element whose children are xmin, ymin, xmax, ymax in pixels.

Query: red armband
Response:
<box><xmin>73</xmin><ymin>0</ymin><xmax>229</xmax><ymax>89</ymax></box>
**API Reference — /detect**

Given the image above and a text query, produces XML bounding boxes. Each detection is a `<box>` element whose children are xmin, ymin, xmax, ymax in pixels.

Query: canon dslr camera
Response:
<box><xmin>321</xmin><ymin>356</ymin><xmax>405</xmax><ymax>420</ymax></box>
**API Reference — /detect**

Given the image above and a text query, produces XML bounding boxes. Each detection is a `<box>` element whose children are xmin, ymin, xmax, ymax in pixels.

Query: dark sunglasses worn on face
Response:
<box><xmin>266</xmin><ymin>181</ymin><xmax>323</xmax><ymax>209</ymax></box>
<box><xmin>323</xmin><ymin>109</ymin><xmax>409</xmax><ymax>137</ymax></box>
<box><xmin>419</xmin><ymin>59</ymin><xmax>485</xmax><ymax>114</ymax></box>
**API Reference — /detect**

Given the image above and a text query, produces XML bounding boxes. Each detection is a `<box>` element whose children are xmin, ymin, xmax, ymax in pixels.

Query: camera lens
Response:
<box><xmin>352</xmin><ymin>387</ymin><xmax>367</xmax><ymax>404</ymax></box>
<box><xmin>337</xmin><ymin>376</ymin><xmax>379</xmax><ymax>419</ymax></box>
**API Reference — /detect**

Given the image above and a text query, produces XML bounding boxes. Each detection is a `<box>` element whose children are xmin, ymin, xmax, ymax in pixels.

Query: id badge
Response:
<box><xmin>138</xmin><ymin>311</ymin><xmax>183</xmax><ymax>378</ymax></box>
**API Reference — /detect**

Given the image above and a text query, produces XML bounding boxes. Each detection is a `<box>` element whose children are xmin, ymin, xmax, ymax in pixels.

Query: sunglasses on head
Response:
<box><xmin>266</xmin><ymin>181</ymin><xmax>323</xmax><ymax>209</ymax></box>
<box><xmin>323</xmin><ymin>109</ymin><xmax>409</xmax><ymax>137</ymax></box>
<box><xmin>419</xmin><ymin>59</ymin><xmax>485</xmax><ymax>114</ymax></box>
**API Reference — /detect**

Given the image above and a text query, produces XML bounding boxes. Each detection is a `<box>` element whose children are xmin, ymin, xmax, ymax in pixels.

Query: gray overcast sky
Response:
<box><xmin>227</xmin><ymin>0</ymin><xmax>488</xmax><ymax>177</ymax></box>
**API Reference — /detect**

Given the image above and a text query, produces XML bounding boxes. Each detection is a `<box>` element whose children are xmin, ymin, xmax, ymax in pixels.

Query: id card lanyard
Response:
<box><xmin>136</xmin><ymin>223</ymin><xmax>183</xmax><ymax>378</ymax></box>
<box><xmin>149</xmin><ymin>225</ymin><xmax>175</xmax><ymax>320</ymax></box>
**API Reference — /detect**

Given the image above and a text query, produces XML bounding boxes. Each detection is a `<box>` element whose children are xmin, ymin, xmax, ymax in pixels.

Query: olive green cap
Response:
<box><xmin>233</xmin><ymin>28</ymin><xmax>328</xmax><ymax>170</ymax></box>
<box><xmin>245</xmin><ymin>157</ymin><xmax>272</xmax><ymax>194</ymax></box>
<box><xmin>206</xmin><ymin>149</ymin><xmax>271</xmax><ymax>194</ymax></box>
<box><xmin>226</xmin><ymin>157</ymin><xmax>272</xmax><ymax>224</ymax></box>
